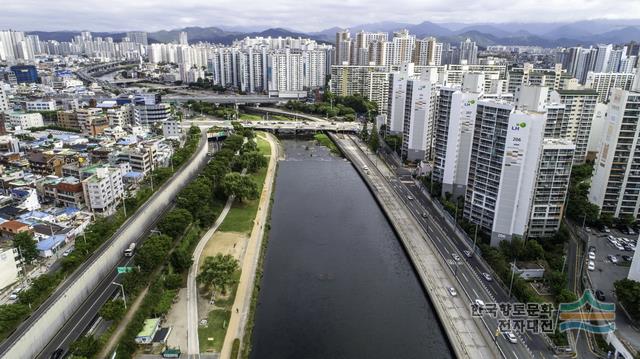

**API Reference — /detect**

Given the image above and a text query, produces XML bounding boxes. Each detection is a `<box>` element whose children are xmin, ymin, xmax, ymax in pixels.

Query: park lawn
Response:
<box><xmin>239</xmin><ymin>113</ymin><xmax>262</xmax><ymax>121</ymax></box>
<box><xmin>218</xmin><ymin>166</ymin><xmax>267</xmax><ymax>233</ymax></box>
<box><xmin>198</xmin><ymin>270</ymin><xmax>240</xmax><ymax>352</ymax></box>
<box><xmin>314</xmin><ymin>133</ymin><xmax>340</xmax><ymax>154</ymax></box>
<box><xmin>199</xmin><ymin>309</ymin><xmax>231</xmax><ymax>353</ymax></box>
<box><xmin>256</xmin><ymin>136</ymin><xmax>270</xmax><ymax>156</ymax></box>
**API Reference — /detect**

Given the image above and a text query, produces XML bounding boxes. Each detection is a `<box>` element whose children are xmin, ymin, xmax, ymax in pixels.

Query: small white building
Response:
<box><xmin>4</xmin><ymin>112</ymin><xmax>44</xmax><ymax>129</ymax></box>
<box><xmin>162</xmin><ymin>119</ymin><xmax>183</xmax><ymax>141</ymax></box>
<box><xmin>0</xmin><ymin>246</ymin><xmax>21</xmax><ymax>290</ymax></box>
<box><xmin>25</xmin><ymin>100</ymin><xmax>56</xmax><ymax>112</ymax></box>
<box><xmin>82</xmin><ymin>166</ymin><xmax>124</xmax><ymax>217</ymax></box>
<box><xmin>511</xmin><ymin>261</ymin><xmax>545</xmax><ymax>280</ymax></box>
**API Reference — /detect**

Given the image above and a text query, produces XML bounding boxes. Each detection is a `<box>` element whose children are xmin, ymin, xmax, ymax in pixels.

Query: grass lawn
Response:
<box><xmin>198</xmin><ymin>270</ymin><xmax>241</xmax><ymax>352</ymax></box>
<box><xmin>199</xmin><ymin>309</ymin><xmax>231</xmax><ymax>352</ymax></box>
<box><xmin>239</xmin><ymin>113</ymin><xmax>263</xmax><ymax>121</ymax></box>
<box><xmin>256</xmin><ymin>136</ymin><xmax>270</xmax><ymax>157</ymax></box>
<box><xmin>314</xmin><ymin>133</ymin><xmax>340</xmax><ymax>154</ymax></box>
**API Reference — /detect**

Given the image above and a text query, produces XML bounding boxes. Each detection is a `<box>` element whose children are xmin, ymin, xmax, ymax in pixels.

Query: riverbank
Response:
<box><xmin>217</xmin><ymin>132</ymin><xmax>280</xmax><ymax>359</ymax></box>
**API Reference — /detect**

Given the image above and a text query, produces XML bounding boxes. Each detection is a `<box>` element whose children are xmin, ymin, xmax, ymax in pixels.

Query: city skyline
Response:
<box><xmin>2</xmin><ymin>0</ymin><xmax>640</xmax><ymax>32</ymax></box>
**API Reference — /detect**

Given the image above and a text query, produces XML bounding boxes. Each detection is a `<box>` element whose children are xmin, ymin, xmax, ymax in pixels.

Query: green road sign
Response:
<box><xmin>117</xmin><ymin>267</ymin><xmax>133</xmax><ymax>274</ymax></box>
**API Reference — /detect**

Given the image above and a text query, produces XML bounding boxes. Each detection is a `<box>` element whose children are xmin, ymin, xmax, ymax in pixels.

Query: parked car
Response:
<box><xmin>588</xmin><ymin>251</ymin><xmax>596</xmax><ymax>260</ymax></box>
<box><xmin>589</xmin><ymin>246</ymin><xmax>596</xmax><ymax>253</ymax></box>
<box><xmin>607</xmin><ymin>255</ymin><xmax>618</xmax><ymax>264</ymax></box>
<box><xmin>503</xmin><ymin>331</ymin><xmax>518</xmax><ymax>344</ymax></box>
<box><xmin>481</xmin><ymin>272</ymin><xmax>493</xmax><ymax>281</ymax></box>
<box><xmin>603</xmin><ymin>225</ymin><xmax>611</xmax><ymax>233</ymax></box>
<box><xmin>588</xmin><ymin>260</ymin><xmax>596</xmax><ymax>271</ymax></box>
<box><xmin>447</xmin><ymin>287</ymin><xmax>457</xmax><ymax>296</ymax></box>
<box><xmin>622</xmin><ymin>255</ymin><xmax>632</xmax><ymax>262</ymax></box>
<box><xmin>595</xmin><ymin>290</ymin><xmax>606</xmax><ymax>301</ymax></box>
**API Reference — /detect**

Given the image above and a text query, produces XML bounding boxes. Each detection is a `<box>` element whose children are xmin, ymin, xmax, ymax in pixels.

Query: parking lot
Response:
<box><xmin>586</xmin><ymin>227</ymin><xmax>640</xmax><ymax>349</ymax></box>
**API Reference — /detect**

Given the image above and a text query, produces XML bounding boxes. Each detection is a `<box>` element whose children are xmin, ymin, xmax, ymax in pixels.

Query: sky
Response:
<box><xmin>2</xmin><ymin>0</ymin><xmax>640</xmax><ymax>32</ymax></box>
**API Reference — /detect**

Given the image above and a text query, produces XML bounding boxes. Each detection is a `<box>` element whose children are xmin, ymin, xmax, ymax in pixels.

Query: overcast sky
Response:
<box><xmin>3</xmin><ymin>0</ymin><xmax>640</xmax><ymax>32</ymax></box>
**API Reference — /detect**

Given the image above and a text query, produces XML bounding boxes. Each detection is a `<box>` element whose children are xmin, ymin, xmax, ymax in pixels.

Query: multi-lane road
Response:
<box><xmin>345</xmin><ymin>135</ymin><xmax>559</xmax><ymax>359</ymax></box>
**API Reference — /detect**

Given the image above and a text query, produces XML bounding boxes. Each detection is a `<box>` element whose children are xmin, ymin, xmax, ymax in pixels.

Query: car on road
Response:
<box><xmin>503</xmin><ymin>331</ymin><xmax>518</xmax><ymax>344</ymax></box>
<box><xmin>452</xmin><ymin>253</ymin><xmax>461</xmax><ymax>262</ymax></box>
<box><xmin>585</xmin><ymin>227</ymin><xmax>592</xmax><ymax>233</ymax></box>
<box><xmin>601</xmin><ymin>225</ymin><xmax>611</xmax><ymax>233</ymax></box>
<box><xmin>608</xmin><ymin>255</ymin><xmax>619</xmax><ymax>263</ymax></box>
<box><xmin>474</xmin><ymin>299</ymin><xmax>485</xmax><ymax>309</ymax></box>
<box><xmin>463</xmin><ymin>250</ymin><xmax>472</xmax><ymax>258</ymax></box>
<box><xmin>481</xmin><ymin>272</ymin><xmax>493</xmax><ymax>281</ymax></box>
<box><xmin>447</xmin><ymin>287</ymin><xmax>457</xmax><ymax>296</ymax></box>
<box><xmin>50</xmin><ymin>349</ymin><xmax>64</xmax><ymax>359</ymax></box>
<box><xmin>421</xmin><ymin>212</ymin><xmax>428</xmax><ymax>218</ymax></box>
<box><xmin>588</xmin><ymin>251</ymin><xmax>596</xmax><ymax>260</ymax></box>
<box><xmin>407</xmin><ymin>195</ymin><xmax>414</xmax><ymax>200</ymax></box>
<box><xmin>588</xmin><ymin>260</ymin><xmax>595</xmax><ymax>271</ymax></box>
<box><xmin>595</xmin><ymin>290</ymin><xmax>606</xmax><ymax>301</ymax></box>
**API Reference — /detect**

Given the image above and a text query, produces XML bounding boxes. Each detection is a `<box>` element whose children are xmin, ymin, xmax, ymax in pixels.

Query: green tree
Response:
<box><xmin>99</xmin><ymin>299</ymin><xmax>126</xmax><ymax>321</ymax></box>
<box><xmin>368</xmin><ymin>126</ymin><xmax>380</xmax><ymax>152</ymax></box>
<box><xmin>614</xmin><ymin>279</ymin><xmax>640</xmax><ymax>321</ymax></box>
<box><xmin>135</xmin><ymin>234</ymin><xmax>172</xmax><ymax>273</ymax></box>
<box><xmin>0</xmin><ymin>304</ymin><xmax>30</xmax><ymax>337</ymax></box>
<box><xmin>242</xmin><ymin>151</ymin><xmax>267</xmax><ymax>173</ymax></box>
<box><xmin>221</xmin><ymin>173</ymin><xmax>259</xmax><ymax>202</ymax></box>
<box><xmin>158</xmin><ymin>208</ymin><xmax>193</xmax><ymax>238</ymax></box>
<box><xmin>360</xmin><ymin>121</ymin><xmax>369</xmax><ymax>142</ymax></box>
<box><xmin>13</xmin><ymin>232</ymin><xmax>38</xmax><ymax>264</ymax></box>
<box><xmin>69</xmin><ymin>335</ymin><xmax>100</xmax><ymax>358</ymax></box>
<box><xmin>197</xmin><ymin>254</ymin><xmax>239</xmax><ymax>295</ymax></box>
<box><xmin>170</xmin><ymin>247</ymin><xmax>194</xmax><ymax>273</ymax></box>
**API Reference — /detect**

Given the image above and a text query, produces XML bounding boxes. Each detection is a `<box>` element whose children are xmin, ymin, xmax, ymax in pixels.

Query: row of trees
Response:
<box><xmin>284</xmin><ymin>92</ymin><xmax>378</xmax><ymax>121</ymax></box>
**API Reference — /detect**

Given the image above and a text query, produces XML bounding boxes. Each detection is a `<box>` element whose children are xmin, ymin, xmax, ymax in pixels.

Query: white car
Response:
<box><xmin>407</xmin><ymin>195</ymin><xmax>414</xmax><ymax>200</ymax></box>
<box><xmin>474</xmin><ymin>299</ymin><xmax>485</xmax><ymax>308</ymax></box>
<box><xmin>588</xmin><ymin>252</ymin><xmax>596</xmax><ymax>260</ymax></box>
<box><xmin>503</xmin><ymin>331</ymin><xmax>518</xmax><ymax>344</ymax></box>
<box><xmin>463</xmin><ymin>250</ymin><xmax>473</xmax><ymax>258</ymax></box>
<box><xmin>447</xmin><ymin>287</ymin><xmax>457</xmax><ymax>296</ymax></box>
<box><xmin>608</xmin><ymin>255</ymin><xmax>619</xmax><ymax>263</ymax></box>
<box><xmin>588</xmin><ymin>260</ymin><xmax>595</xmax><ymax>271</ymax></box>
<box><xmin>452</xmin><ymin>253</ymin><xmax>461</xmax><ymax>262</ymax></box>
<box><xmin>481</xmin><ymin>272</ymin><xmax>493</xmax><ymax>281</ymax></box>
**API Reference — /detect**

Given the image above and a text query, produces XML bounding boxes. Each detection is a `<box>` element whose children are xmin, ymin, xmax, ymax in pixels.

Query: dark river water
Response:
<box><xmin>249</xmin><ymin>139</ymin><xmax>452</xmax><ymax>359</ymax></box>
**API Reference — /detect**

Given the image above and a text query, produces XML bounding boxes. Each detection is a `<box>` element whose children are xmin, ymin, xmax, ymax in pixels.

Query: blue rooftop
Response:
<box><xmin>36</xmin><ymin>235</ymin><xmax>66</xmax><ymax>251</ymax></box>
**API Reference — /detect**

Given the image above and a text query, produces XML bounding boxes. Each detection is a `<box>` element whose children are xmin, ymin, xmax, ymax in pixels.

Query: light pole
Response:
<box><xmin>508</xmin><ymin>258</ymin><xmax>517</xmax><ymax>299</ymax></box>
<box><xmin>112</xmin><ymin>282</ymin><xmax>126</xmax><ymax>309</ymax></box>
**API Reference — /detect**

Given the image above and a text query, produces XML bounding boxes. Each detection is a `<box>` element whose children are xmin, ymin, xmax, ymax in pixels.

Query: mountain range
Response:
<box><xmin>25</xmin><ymin>19</ymin><xmax>640</xmax><ymax>48</ymax></box>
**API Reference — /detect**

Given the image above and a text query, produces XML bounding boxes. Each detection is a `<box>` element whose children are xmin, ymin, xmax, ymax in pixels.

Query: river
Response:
<box><xmin>249</xmin><ymin>139</ymin><xmax>452</xmax><ymax>359</ymax></box>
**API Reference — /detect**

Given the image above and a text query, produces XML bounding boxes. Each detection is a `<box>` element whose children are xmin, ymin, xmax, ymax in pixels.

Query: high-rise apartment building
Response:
<box><xmin>549</xmin><ymin>89</ymin><xmax>599</xmax><ymax>164</ymax></box>
<box><xmin>584</xmin><ymin>72</ymin><xmax>635</xmax><ymax>103</ymax></box>
<box><xmin>463</xmin><ymin>100</ymin><xmax>546</xmax><ymax>246</ymax></box>
<box><xmin>413</xmin><ymin>37</ymin><xmax>442</xmax><ymax>66</ymax></box>
<box><xmin>335</xmin><ymin>30</ymin><xmax>351</xmax><ymax>65</ymax></box>
<box><xmin>331</xmin><ymin>65</ymin><xmax>391</xmax><ymax>115</ymax></box>
<box><xmin>433</xmin><ymin>86</ymin><xmax>479</xmax><ymax>198</ymax></box>
<box><xmin>126</xmin><ymin>31</ymin><xmax>148</xmax><ymax>46</ymax></box>
<box><xmin>528</xmin><ymin>139</ymin><xmax>575</xmax><ymax>238</ymax></box>
<box><xmin>589</xmin><ymin>87</ymin><xmax>640</xmax><ymax>218</ymax></box>
<box><xmin>459</xmin><ymin>38</ymin><xmax>478</xmax><ymax>65</ymax></box>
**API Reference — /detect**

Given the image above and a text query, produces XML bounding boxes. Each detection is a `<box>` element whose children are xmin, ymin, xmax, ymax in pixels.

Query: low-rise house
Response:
<box><xmin>511</xmin><ymin>261</ymin><xmax>545</xmax><ymax>280</ymax></box>
<box><xmin>0</xmin><ymin>220</ymin><xmax>30</xmax><ymax>239</ymax></box>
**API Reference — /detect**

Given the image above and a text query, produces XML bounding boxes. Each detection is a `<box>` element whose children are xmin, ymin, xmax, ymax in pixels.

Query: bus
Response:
<box><xmin>124</xmin><ymin>243</ymin><xmax>136</xmax><ymax>257</ymax></box>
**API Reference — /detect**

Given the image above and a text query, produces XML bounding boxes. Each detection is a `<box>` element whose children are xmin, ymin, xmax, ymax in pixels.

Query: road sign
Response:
<box><xmin>117</xmin><ymin>267</ymin><xmax>133</xmax><ymax>274</ymax></box>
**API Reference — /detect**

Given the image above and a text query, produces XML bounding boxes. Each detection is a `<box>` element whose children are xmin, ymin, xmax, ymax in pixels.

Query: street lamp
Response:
<box><xmin>112</xmin><ymin>282</ymin><xmax>127</xmax><ymax>309</ymax></box>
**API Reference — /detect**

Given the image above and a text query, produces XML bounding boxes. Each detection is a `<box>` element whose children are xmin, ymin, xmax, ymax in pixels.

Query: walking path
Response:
<box><xmin>98</xmin><ymin>286</ymin><xmax>149</xmax><ymax>358</ymax></box>
<box><xmin>187</xmin><ymin>195</ymin><xmax>236</xmax><ymax>356</ymax></box>
<box><xmin>218</xmin><ymin>132</ymin><xmax>280</xmax><ymax>359</ymax></box>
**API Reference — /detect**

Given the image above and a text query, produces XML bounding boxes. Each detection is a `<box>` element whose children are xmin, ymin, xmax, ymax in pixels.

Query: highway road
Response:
<box><xmin>376</xmin><ymin>143</ymin><xmax>559</xmax><ymax>358</ymax></box>
<box><xmin>345</xmin><ymin>135</ymin><xmax>554</xmax><ymax>359</ymax></box>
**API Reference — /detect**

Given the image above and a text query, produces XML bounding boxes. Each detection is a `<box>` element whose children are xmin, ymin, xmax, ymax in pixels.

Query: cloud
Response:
<box><xmin>1</xmin><ymin>0</ymin><xmax>640</xmax><ymax>32</ymax></box>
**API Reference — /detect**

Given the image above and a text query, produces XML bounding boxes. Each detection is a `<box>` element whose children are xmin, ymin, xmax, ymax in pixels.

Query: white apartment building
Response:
<box><xmin>163</xmin><ymin>119</ymin><xmax>183</xmax><ymax>140</ymax></box>
<box><xmin>384</xmin><ymin>30</ymin><xmax>415</xmax><ymax>66</ymax></box>
<box><xmin>25</xmin><ymin>100</ymin><xmax>56</xmax><ymax>112</ymax></box>
<box><xmin>413</xmin><ymin>37</ymin><xmax>442</xmax><ymax>66</ymax></box>
<box><xmin>401</xmin><ymin>70</ymin><xmax>439</xmax><ymax>161</ymax></box>
<box><xmin>589</xmin><ymin>88</ymin><xmax>640</xmax><ymax>218</ymax></box>
<box><xmin>463</xmin><ymin>100</ymin><xmax>547</xmax><ymax>246</ymax></box>
<box><xmin>331</xmin><ymin>65</ymin><xmax>391</xmax><ymax>115</ymax></box>
<box><xmin>0</xmin><ymin>246</ymin><xmax>21</xmax><ymax>290</ymax></box>
<box><xmin>5</xmin><ymin>112</ymin><xmax>43</xmax><ymax>129</ymax></box>
<box><xmin>0</xmin><ymin>87</ymin><xmax>8</xmax><ymax>112</ymax></box>
<box><xmin>82</xmin><ymin>166</ymin><xmax>124</xmax><ymax>216</ymax></box>
<box><xmin>585</xmin><ymin>72</ymin><xmax>635</xmax><ymax>103</ymax></box>
<box><xmin>134</xmin><ymin>103</ymin><xmax>171</xmax><ymax>126</ymax></box>
<box><xmin>549</xmin><ymin>89</ymin><xmax>599</xmax><ymax>164</ymax></box>
<box><xmin>433</xmin><ymin>86</ymin><xmax>479</xmax><ymax>198</ymax></box>
<box><xmin>529</xmin><ymin>139</ymin><xmax>575</xmax><ymax>238</ymax></box>
<box><xmin>268</xmin><ymin>49</ymin><xmax>304</xmax><ymax>93</ymax></box>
